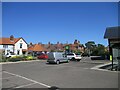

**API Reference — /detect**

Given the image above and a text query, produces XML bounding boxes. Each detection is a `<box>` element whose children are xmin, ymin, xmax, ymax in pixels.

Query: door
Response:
<box><xmin>17</xmin><ymin>50</ymin><xmax>20</xmax><ymax>55</ymax></box>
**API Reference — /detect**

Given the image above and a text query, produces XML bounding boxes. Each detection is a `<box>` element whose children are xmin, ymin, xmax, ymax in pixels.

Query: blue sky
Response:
<box><xmin>2</xmin><ymin>2</ymin><xmax>118</xmax><ymax>46</ymax></box>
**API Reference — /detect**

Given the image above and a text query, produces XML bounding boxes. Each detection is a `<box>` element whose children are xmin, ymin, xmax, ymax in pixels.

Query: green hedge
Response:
<box><xmin>8</xmin><ymin>56</ymin><xmax>23</xmax><ymax>62</ymax></box>
<box><xmin>24</xmin><ymin>56</ymin><xmax>36</xmax><ymax>60</ymax></box>
<box><xmin>0</xmin><ymin>55</ymin><xmax>37</xmax><ymax>62</ymax></box>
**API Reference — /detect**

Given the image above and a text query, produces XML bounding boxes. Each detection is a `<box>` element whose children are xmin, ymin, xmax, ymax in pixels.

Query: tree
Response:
<box><xmin>97</xmin><ymin>44</ymin><xmax>105</xmax><ymax>56</ymax></box>
<box><xmin>85</xmin><ymin>41</ymin><xmax>96</xmax><ymax>56</ymax></box>
<box><xmin>92</xmin><ymin>44</ymin><xmax>106</xmax><ymax>56</ymax></box>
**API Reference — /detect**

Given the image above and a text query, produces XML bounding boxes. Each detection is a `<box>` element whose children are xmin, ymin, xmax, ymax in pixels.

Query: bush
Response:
<box><xmin>24</xmin><ymin>56</ymin><xmax>36</xmax><ymax>60</ymax></box>
<box><xmin>1</xmin><ymin>57</ymin><xmax>8</xmax><ymax>62</ymax></box>
<box><xmin>82</xmin><ymin>52</ymin><xmax>89</xmax><ymax>57</ymax></box>
<box><xmin>0</xmin><ymin>55</ymin><xmax>37</xmax><ymax>62</ymax></box>
<box><xmin>8</xmin><ymin>56</ymin><xmax>23</xmax><ymax>62</ymax></box>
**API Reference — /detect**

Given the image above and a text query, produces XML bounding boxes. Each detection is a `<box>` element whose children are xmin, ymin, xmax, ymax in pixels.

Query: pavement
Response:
<box><xmin>1</xmin><ymin>57</ymin><xmax>119</xmax><ymax>89</ymax></box>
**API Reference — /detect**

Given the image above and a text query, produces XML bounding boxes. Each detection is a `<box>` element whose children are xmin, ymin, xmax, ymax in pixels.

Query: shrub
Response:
<box><xmin>0</xmin><ymin>55</ymin><xmax>37</xmax><ymax>62</ymax></box>
<box><xmin>22</xmin><ymin>56</ymin><xmax>28</xmax><ymax>61</ymax></box>
<box><xmin>1</xmin><ymin>57</ymin><xmax>8</xmax><ymax>62</ymax></box>
<box><xmin>8</xmin><ymin>56</ymin><xmax>23</xmax><ymax>62</ymax></box>
<box><xmin>25</xmin><ymin>56</ymin><xmax>36</xmax><ymax>60</ymax></box>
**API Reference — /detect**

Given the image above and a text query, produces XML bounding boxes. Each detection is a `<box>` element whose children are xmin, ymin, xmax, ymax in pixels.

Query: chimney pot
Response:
<box><xmin>10</xmin><ymin>35</ymin><xmax>14</xmax><ymax>41</ymax></box>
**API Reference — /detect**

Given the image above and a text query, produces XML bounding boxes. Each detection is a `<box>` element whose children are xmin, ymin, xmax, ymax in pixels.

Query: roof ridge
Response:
<box><xmin>0</xmin><ymin>37</ymin><xmax>21</xmax><ymax>39</ymax></box>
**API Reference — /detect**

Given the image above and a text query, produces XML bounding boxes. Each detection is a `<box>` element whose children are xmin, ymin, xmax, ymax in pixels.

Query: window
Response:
<box><xmin>20</xmin><ymin>43</ymin><xmax>22</xmax><ymax>48</ymax></box>
<box><xmin>10</xmin><ymin>52</ymin><xmax>15</xmax><ymax>55</ymax></box>
<box><xmin>3</xmin><ymin>45</ymin><xmax>8</xmax><ymax>48</ymax></box>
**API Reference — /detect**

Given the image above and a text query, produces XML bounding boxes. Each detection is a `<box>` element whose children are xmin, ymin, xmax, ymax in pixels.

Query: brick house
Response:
<box><xmin>43</xmin><ymin>40</ymin><xmax>85</xmax><ymax>53</ymax></box>
<box><xmin>28</xmin><ymin>43</ymin><xmax>47</xmax><ymax>56</ymax></box>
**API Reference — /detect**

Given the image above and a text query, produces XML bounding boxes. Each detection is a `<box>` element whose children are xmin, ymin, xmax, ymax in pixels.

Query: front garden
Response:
<box><xmin>0</xmin><ymin>54</ymin><xmax>37</xmax><ymax>62</ymax></box>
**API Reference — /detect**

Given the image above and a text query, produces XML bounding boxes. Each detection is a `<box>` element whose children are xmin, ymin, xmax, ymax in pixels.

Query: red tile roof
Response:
<box><xmin>28</xmin><ymin>44</ymin><xmax>47</xmax><ymax>52</ymax></box>
<box><xmin>0</xmin><ymin>38</ymin><xmax>21</xmax><ymax>45</ymax></box>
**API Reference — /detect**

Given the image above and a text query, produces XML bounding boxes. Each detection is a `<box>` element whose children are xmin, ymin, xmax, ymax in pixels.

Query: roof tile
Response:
<box><xmin>28</xmin><ymin>44</ymin><xmax>47</xmax><ymax>51</ymax></box>
<box><xmin>0</xmin><ymin>38</ymin><xmax>21</xmax><ymax>45</ymax></box>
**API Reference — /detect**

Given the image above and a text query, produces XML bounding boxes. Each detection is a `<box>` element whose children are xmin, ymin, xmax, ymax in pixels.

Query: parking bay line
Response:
<box><xmin>15</xmin><ymin>82</ymin><xmax>36</xmax><ymax>88</ymax></box>
<box><xmin>3</xmin><ymin>71</ymin><xmax>51</xmax><ymax>88</ymax></box>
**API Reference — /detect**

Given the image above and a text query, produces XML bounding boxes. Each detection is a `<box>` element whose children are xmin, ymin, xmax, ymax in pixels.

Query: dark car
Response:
<box><xmin>37</xmin><ymin>54</ymin><xmax>48</xmax><ymax>59</ymax></box>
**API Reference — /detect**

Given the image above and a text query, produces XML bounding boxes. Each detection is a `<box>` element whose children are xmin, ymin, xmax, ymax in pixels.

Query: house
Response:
<box><xmin>0</xmin><ymin>35</ymin><xmax>28</xmax><ymax>56</ymax></box>
<box><xmin>28</xmin><ymin>43</ymin><xmax>47</xmax><ymax>56</ymax></box>
<box><xmin>43</xmin><ymin>40</ymin><xmax>85</xmax><ymax>53</ymax></box>
<box><xmin>64</xmin><ymin>40</ymin><xmax>85</xmax><ymax>53</ymax></box>
<box><xmin>43</xmin><ymin>42</ymin><xmax>64</xmax><ymax>52</ymax></box>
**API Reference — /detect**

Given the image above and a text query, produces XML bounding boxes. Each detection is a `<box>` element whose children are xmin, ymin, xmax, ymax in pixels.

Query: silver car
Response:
<box><xmin>47</xmin><ymin>52</ymin><xmax>69</xmax><ymax>64</ymax></box>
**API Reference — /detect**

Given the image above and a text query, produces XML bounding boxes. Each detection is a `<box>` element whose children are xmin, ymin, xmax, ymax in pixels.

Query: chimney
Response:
<box><xmin>57</xmin><ymin>41</ymin><xmax>59</xmax><ymax>45</ymax></box>
<box><xmin>30</xmin><ymin>42</ymin><xmax>33</xmax><ymax>46</ymax></box>
<box><xmin>38</xmin><ymin>42</ymin><xmax>42</xmax><ymax>45</ymax></box>
<box><xmin>48</xmin><ymin>42</ymin><xmax>51</xmax><ymax>45</ymax></box>
<box><xmin>74</xmin><ymin>39</ymin><xmax>78</xmax><ymax>44</ymax></box>
<box><xmin>10</xmin><ymin>35</ymin><xmax>14</xmax><ymax>41</ymax></box>
<box><xmin>78</xmin><ymin>41</ymin><xmax>80</xmax><ymax>44</ymax></box>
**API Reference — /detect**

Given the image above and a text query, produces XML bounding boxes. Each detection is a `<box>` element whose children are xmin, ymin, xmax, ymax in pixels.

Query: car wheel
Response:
<box><xmin>56</xmin><ymin>60</ymin><xmax>60</xmax><ymax>65</ymax></box>
<box><xmin>72</xmin><ymin>57</ymin><xmax>75</xmax><ymax>61</ymax></box>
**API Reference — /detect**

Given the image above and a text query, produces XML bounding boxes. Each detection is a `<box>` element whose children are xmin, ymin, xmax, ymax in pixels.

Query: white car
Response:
<box><xmin>5</xmin><ymin>53</ymin><xmax>16</xmax><ymax>58</ymax></box>
<box><xmin>67</xmin><ymin>53</ymin><xmax>82</xmax><ymax>61</ymax></box>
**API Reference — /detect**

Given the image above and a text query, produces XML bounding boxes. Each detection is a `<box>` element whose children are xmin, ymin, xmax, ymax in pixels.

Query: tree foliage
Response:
<box><xmin>92</xmin><ymin>44</ymin><xmax>105</xmax><ymax>56</ymax></box>
<box><xmin>85</xmin><ymin>41</ymin><xmax>96</xmax><ymax>55</ymax></box>
<box><xmin>85</xmin><ymin>42</ymin><xmax>109</xmax><ymax>57</ymax></box>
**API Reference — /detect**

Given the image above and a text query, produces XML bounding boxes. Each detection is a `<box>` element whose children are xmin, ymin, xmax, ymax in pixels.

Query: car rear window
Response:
<box><xmin>67</xmin><ymin>54</ymin><xmax>74</xmax><ymax>55</ymax></box>
<box><xmin>76</xmin><ymin>54</ymin><xmax>81</xmax><ymax>55</ymax></box>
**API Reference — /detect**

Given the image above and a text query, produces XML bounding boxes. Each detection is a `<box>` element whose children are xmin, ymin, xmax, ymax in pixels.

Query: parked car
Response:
<box><xmin>5</xmin><ymin>53</ymin><xmax>17</xmax><ymax>58</ymax></box>
<box><xmin>37</xmin><ymin>54</ymin><xmax>48</xmax><ymax>59</ymax></box>
<box><xmin>47</xmin><ymin>52</ymin><xmax>69</xmax><ymax>64</ymax></box>
<box><xmin>67</xmin><ymin>53</ymin><xmax>82</xmax><ymax>61</ymax></box>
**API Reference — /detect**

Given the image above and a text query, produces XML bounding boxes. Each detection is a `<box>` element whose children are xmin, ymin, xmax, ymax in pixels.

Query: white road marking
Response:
<box><xmin>15</xmin><ymin>83</ymin><xmax>36</xmax><ymax>88</ymax></box>
<box><xmin>3</xmin><ymin>71</ymin><xmax>51</xmax><ymax>88</ymax></box>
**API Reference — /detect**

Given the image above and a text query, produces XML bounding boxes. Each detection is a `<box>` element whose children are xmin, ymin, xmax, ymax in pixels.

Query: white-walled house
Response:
<box><xmin>0</xmin><ymin>35</ymin><xmax>28</xmax><ymax>56</ymax></box>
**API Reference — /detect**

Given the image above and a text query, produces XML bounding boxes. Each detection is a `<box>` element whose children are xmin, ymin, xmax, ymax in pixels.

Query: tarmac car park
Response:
<box><xmin>2</xmin><ymin>57</ymin><xmax>117</xmax><ymax>89</ymax></box>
